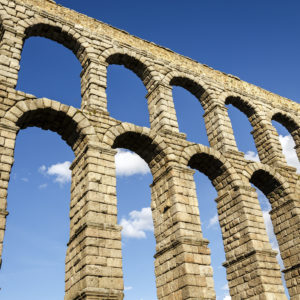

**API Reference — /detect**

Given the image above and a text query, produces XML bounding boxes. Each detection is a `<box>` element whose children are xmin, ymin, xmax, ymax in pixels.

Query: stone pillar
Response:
<box><xmin>146</xmin><ymin>83</ymin><xmax>180</xmax><ymax>134</ymax></box>
<box><xmin>268</xmin><ymin>189</ymin><xmax>300</xmax><ymax>299</ymax></box>
<box><xmin>250</xmin><ymin>116</ymin><xmax>287</xmax><ymax>167</ymax></box>
<box><xmin>80</xmin><ymin>58</ymin><xmax>108</xmax><ymax>111</ymax></box>
<box><xmin>203</xmin><ymin>103</ymin><xmax>239</xmax><ymax>153</ymax></box>
<box><xmin>0</xmin><ymin>123</ymin><xmax>18</xmax><ymax>268</ymax></box>
<box><xmin>151</xmin><ymin>165</ymin><xmax>215</xmax><ymax>300</ymax></box>
<box><xmin>65</xmin><ymin>144</ymin><xmax>123</xmax><ymax>300</ymax></box>
<box><xmin>217</xmin><ymin>185</ymin><xmax>287</xmax><ymax>299</ymax></box>
<box><xmin>0</xmin><ymin>26</ymin><xmax>24</xmax><ymax>88</ymax></box>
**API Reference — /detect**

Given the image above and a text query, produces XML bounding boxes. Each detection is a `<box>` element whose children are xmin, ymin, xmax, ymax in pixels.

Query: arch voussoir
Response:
<box><xmin>1</xmin><ymin>99</ymin><xmax>98</xmax><ymax>151</ymax></box>
<box><xmin>244</xmin><ymin>162</ymin><xmax>289</xmax><ymax>188</ymax></box>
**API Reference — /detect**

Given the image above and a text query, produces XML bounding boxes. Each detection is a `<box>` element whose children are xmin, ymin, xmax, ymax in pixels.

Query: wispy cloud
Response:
<box><xmin>21</xmin><ymin>177</ymin><xmax>29</xmax><ymax>182</ymax></box>
<box><xmin>120</xmin><ymin>207</ymin><xmax>153</xmax><ymax>238</ymax></box>
<box><xmin>124</xmin><ymin>286</ymin><xmax>133</xmax><ymax>291</ymax></box>
<box><xmin>244</xmin><ymin>151</ymin><xmax>260</xmax><ymax>162</ymax></box>
<box><xmin>38</xmin><ymin>183</ymin><xmax>48</xmax><ymax>189</ymax></box>
<box><xmin>39</xmin><ymin>161</ymin><xmax>71</xmax><ymax>185</ymax></box>
<box><xmin>207</xmin><ymin>214</ymin><xmax>218</xmax><ymax>228</ymax></box>
<box><xmin>222</xmin><ymin>284</ymin><xmax>229</xmax><ymax>291</ymax></box>
<box><xmin>115</xmin><ymin>149</ymin><xmax>150</xmax><ymax>176</ymax></box>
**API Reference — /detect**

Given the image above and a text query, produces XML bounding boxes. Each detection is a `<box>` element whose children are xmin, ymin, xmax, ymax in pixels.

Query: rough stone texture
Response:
<box><xmin>0</xmin><ymin>0</ymin><xmax>299</xmax><ymax>299</ymax></box>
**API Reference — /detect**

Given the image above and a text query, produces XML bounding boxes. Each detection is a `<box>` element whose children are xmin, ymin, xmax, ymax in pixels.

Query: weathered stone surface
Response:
<box><xmin>0</xmin><ymin>0</ymin><xmax>299</xmax><ymax>299</ymax></box>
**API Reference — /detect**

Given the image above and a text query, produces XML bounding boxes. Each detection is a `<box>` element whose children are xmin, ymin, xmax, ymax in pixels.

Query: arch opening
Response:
<box><xmin>115</xmin><ymin>147</ymin><xmax>156</xmax><ymax>299</ymax></box>
<box><xmin>272</xmin><ymin>112</ymin><xmax>299</xmax><ymax>134</ymax></box>
<box><xmin>0</xmin><ymin>126</ymin><xmax>74</xmax><ymax>300</ymax></box>
<box><xmin>110</xmin><ymin>131</ymin><xmax>160</xmax><ymax>299</ymax></box>
<box><xmin>112</xmin><ymin>131</ymin><xmax>164</xmax><ymax>170</ymax></box>
<box><xmin>249</xmin><ymin>169</ymin><xmax>289</xmax><ymax>297</ymax></box>
<box><xmin>188</xmin><ymin>152</ymin><xmax>229</xmax><ymax>188</ymax></box>
<box><xmin>170</xmin><ymin>77</ymin><xmax>206</xmax><ymax>103</ymax></box>
<box><xmin>250</xmin><ymin>169</ymin><xmax>282</xmax><ymax>197</ymax></box>
<box><xmin>271</xmin><ymin>115</ymin><xmax>300</xmax><ymax>172</ymax></box>
<box><xmin>15</xmin><ymin>108</ymin><xmax>82</xmax><ymax>151</ymax></box>
<box><xmin>17</xmin><ymin>33</ymin><xmax>82</xmax><ymax>107</ymax></box>
<box><xmin>106</xmin><ymin>53</ymin><xmax>150</xmax><ymax>85</ymax></box>
<box><xmin>225</xmin><ymin>97</ymin><xmax>259</xmax><ymax>161</ymax></box>
<box><xmin>225</xmin><ymin>96</ymin><xmax>255</xmax><ymax>118</ymax></box>
<box><xmin>24</xmin><ymin>24</ymin><xmax>83</xmax><ymax>61</ymax></box>
<box><xmin>187</xmin><ymin>152</ymin><xmax>231</xmax><ymax>299</ymax></box>
<box><xmin>107</xmin><ymin>63</ymin><xmax>150</xmax><ymax>127</ymax></box>
<box><xmin>171</xmin><ymin>77</ymin><xmax>209</xmax><ymax>145</ymax></box>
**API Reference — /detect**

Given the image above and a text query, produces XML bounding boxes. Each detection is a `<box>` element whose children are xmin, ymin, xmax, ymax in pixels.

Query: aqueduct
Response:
<box><xmin>0</xmin><ymin>0</ymin><xmax>299</xmax><ymax>299</ymax></box>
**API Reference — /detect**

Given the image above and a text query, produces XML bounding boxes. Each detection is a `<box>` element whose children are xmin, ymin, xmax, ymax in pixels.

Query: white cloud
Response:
<box><xmin>21</xmin><ymin>177</ymin><xmax>29</xmax><ymax>182</ymax></box>
<box><xmin>207</xmin><ymin>214</ymin><xmax>218</xmax><ymax>228</ymax></box>
<box><xmin>262</xmin><ymin>210</ymin><xmax>273</xmax><ymax>239</ymax></box>
<box><xmin>120</xmin><ymin>207</ymin><xmax>153</xmax><ymax>238</ymax></box>
<box><xmin>222</xmin><ymin>284</ymin><xmax>229</xmax><ymax>291</ymax></box>
<box><xmin>124</xmin><ymin>286</ymin><xmax>133</xmax><ymax>291</ymax></box>
<box><xmin>38</xmin><ymin>183</ymin><xmax>48</xmax><ymax>189</ymax></box>
<box><xmin>279</xmin><ymin>135</ymin><xmax>300</xmax><ymax>173</ymax></box>
<box><xmin>115</xmin><ymin>149</ymin><xmax>150</xmax><ymax>176</ymax></box>
<box><xmin>38</xmin><ymin>161</ymin><xmax>71</xmax><ymax>184</ymax></box>
<box><xmin>38</xmin><ymin>165</ymin><xmax>46</xmax><ymax>174</ymax></box>
<box><xmin>224</xmin><ymin>296</ymin><xmax>231</xmax><ymax>300</ymax></box>
<box><xmin>244</xmin><ymin>151</ymin><xmax>260</xmax><ymax>162</ymax></box>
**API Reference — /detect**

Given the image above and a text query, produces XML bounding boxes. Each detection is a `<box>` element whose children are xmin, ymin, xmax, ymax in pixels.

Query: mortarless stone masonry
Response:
<box><xmin>0</xmin><ymin>0</ymin><xmax>299</xmax><ymax>299</ymax></box>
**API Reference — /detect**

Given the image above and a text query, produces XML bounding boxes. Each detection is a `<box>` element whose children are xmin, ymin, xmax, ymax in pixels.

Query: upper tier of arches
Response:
<box><xmin>0</xmin><ymin>10</ymin><xmax>298</xmax><ymax>171</ymax></box>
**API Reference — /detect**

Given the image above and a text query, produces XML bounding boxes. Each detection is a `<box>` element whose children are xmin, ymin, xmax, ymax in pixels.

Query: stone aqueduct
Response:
<box><xmin>0</xmin><ymin>0</ymin><xmax>299</xmax><ymax>299</ymax></box>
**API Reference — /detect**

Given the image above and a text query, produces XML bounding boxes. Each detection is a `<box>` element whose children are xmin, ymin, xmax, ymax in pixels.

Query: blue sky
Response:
<box><xmin>0</xmin><ymin>1</ymin><xmax>300</xmax><ymax>299</ymax></box>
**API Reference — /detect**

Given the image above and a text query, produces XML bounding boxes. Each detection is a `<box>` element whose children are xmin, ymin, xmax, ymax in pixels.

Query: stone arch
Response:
<box><xmin>243</xmin><ymin>162</ymin><xmax>292</xmax><ymax>196</ymax></box>
<box><xmin>0</xmin><ymin>98</ymin><xmax>101</xmax><ymax>299</ymax></box>
<box><xmin>180</xmin><ymin>144</ymin><xmax>241</xmax><ymax>192</ymax></box>
<box><xmin>221</xmin><ymin>92</ymin><xmax>258</xmax><ymax>118</ymax></box>
<box><xmin>13</xmin><ymin>18</ymin><xmax>96</xmax><ymax>109</ymax></box>
<box><xmin>18</xmin><ymin>19</ymin><xmax>93</xmax><ymax>66</ymax></box>
<box><xmin>1</xmin><ymin>98</ymin><xmax>98</xmax><ymax>152</ymax></box>
<box><xmin>160</xmin><ymin>70</ymin><xmax>223</xmax><ymax>146</ymax></box>
<box><xmin>241</xmin><ymin>161</ymin><xmax>299</xmax><ymax>296</ymax></box>
<box><xmin>102</xmin><ymin>123</ymin><xmax>172</xmax><ymax>175</ymax></box>
<box><xmin>100</xmin><ymin>47</ymin><xmax>160</xmax><ymax>90</ymax></box>
<box><xmin>271</xmin><ymin>110</ymin><xmax>300</xmax><ymax>161</ymax></box>
<box><xmin>161</xmin><ymin>70</ymin><xmax>215</xmax><ymax>109</ymax></box>
<box><xmin>220</xmin><ymin>92</ymin><xmax>288</xmax><ymax>165</ymax></box>
<box><xmin>180</xmin><ymin>144</ymin><xmax>288</xmax><ymax>299</ymax></box>
<box><xmin>102</xmin><ymin>124</ymin><xmax>177</xmax><ymax>299</ymax></box>
<box><xmin>271</xmin><ymin>111</ymin><xmax>299</xmax><ymax>133</ymax></box>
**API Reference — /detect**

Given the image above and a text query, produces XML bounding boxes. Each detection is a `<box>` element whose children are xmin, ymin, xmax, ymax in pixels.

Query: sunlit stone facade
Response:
<box><xmin>0</xmin><ymin>1</ymin><xmax>299</xmax><ymax>299</ymax></box>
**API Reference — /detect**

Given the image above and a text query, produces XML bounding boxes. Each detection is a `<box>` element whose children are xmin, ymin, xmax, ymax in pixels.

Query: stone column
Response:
<box><xmin>217</xmin><ymin>185</ymin><xmax>287</xmax><ymax>299</ymax></box>
<box><xmin>0</xmin><ymin>123</ymin><xmax>18</xmax><ymax>268</ymax></box>
<box><xmin>146</xmin><ymin>83</ymin><xmax>180</xmax><ymax>134</ymax></box>
<box><xmin>203</xmin><ymin>103</ymin><xmax>239</xmax><ymax>153</ymax></box>
<box><xmin>250</xmin><ymin>116</ymin><xmax>287</xmax><ymax>167</ymax></box>
<box><xmin>65</xmin><ymin>144</ymin><xmax>123</xmax><ymax>300</ymax></box>
<box><xmin>0</xmin><ymin>26</ymin><xmax>24</xmax><ymax>89</ymax></box>
<box><xmin>268</xmin><ymin>188</ymin><xmax>300</xmax><ymax>299</ymax></box>
<box><xmin>80</xmin><ymin>58</ymin><xmax>108</xmax><ymax>111</ymax></box>
<box><xmin>151</xmin><ymin>165</ymin><xmax>215</xmax><ymax>300</ymax></box>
